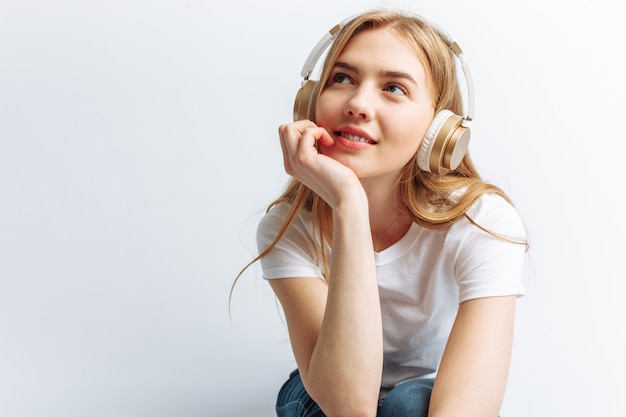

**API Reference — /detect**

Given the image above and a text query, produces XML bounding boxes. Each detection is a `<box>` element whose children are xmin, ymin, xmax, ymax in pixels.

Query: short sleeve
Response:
<box><xmin>256</xmin><ymin>204</ymin><xmax>325</xmax><ymax>280</ymax></box>
<box><xmin>454</xmin><ymin>194</ymin><xmax>527</xmax><ymax>302</ymax></box>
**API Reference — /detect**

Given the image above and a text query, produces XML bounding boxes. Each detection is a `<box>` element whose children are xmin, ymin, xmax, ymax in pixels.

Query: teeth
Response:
<box><xmin>341</xmin><ymin>132</ymin><xmax>371</xmax><ymax>143</ymax></box>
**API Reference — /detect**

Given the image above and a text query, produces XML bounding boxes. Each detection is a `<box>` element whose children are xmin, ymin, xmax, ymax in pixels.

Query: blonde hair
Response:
<box><xmin>232</xmin><ymin>9</ymin><xmax>526</xmax><ymax>295</ymax></box>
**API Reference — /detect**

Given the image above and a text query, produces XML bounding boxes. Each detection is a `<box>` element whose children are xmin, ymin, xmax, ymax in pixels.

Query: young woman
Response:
<box><xmin>240</xmin><ymin>8</ymin><xmax>528</xmax><ymax>417</ymax></box>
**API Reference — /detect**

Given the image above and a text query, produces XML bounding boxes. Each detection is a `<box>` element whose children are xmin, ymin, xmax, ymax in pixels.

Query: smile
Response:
<box><xmin>336</xmin><ymin>132</ymin><xmax>377</xmax><ymax>144</ymax></box>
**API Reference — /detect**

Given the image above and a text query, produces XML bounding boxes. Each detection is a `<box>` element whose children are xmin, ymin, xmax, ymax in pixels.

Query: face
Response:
<box><xmin>315</xmin><ymin>27</ymin><xmax>435</xmax><ymax>181</ymax></box>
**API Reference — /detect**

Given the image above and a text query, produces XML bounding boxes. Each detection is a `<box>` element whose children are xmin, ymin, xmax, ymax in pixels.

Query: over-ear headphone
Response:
<box><xmin>293</xmin><ymin>12</ymin><xmax>476</xmax><ymax>175</ymax></box>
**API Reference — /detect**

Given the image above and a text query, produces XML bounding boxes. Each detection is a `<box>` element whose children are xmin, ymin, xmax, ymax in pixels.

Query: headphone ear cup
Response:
<box><xmin>293</xmin><ymin>80</ymin><xmax>317</xmax><ymax>121</ymax></box>
<box><xmin>417</xmin><ymin>110</ymin><xmax>471</xmax><ymax>175</ymax></box>
<box><xmin>417</xmin><ymin>110</ymin><xmax>451</xmax><ymax>173</ymax></box>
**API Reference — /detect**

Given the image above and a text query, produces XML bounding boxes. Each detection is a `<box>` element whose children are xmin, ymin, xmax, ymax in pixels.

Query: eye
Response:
<box><xmin>384</xmin><ymin>84</ymin><xmax>407</xmax><ymax>95</ymax></box>
<box><xmin>331</xmin><ymin>72</ymin><xmax>352</xmax><ymax>84</ymax></box>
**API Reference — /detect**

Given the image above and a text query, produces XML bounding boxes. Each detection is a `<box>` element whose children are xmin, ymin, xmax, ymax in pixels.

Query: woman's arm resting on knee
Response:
<box><xmin>270</xmin><ymin>275</ymin><xmax>382</xmax><ymax>417</ymax></box>
<box><xmin>428</xmin><ymin>295</ymin><xmax>517</xmax><ymax>417</ymax></box>
<box><xmin>269</xmin><ymin>203</ymin><xmax>383</xmax><ymax>417</ymax></box>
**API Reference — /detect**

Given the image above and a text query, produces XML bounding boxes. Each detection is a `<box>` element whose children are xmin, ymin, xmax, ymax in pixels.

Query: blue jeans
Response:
<box><xmin>276</xmin><ymin>369</ymin><xmax>434</xmax><ymax>417</ymax></box>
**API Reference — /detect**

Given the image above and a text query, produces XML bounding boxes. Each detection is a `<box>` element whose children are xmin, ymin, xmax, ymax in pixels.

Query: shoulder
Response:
<box><xmin>257</xmin><ymin>203</ymin><xmax>314</xmax><ymax>239</ymax></box>
<box><xmin>463</xmin><ymin>193</ymin><xmax>526</xmax><ymax>239</ymax></box>
<box><xmin>452</xmin><ymin>193</ymin><xmax>528</xmax><ymax>300</ymax></box>
<box><xmin>256</xmin><ymin>203</ymin><xmax>325</xmax><ymax>280</ymax></box>
<box><xmin>257</xmin><ymin>203</ymin><xmax>291</xmax><ymax>237</ymax></box>
<box><xmin>452</xmin><ymin>192</ymin><xmax>527</xmax><ymax>255</ymax></box>
<box><xmin>256</xmin><ymin>202</ymin><xmax>317</xmax><ymax>253</ymax></box>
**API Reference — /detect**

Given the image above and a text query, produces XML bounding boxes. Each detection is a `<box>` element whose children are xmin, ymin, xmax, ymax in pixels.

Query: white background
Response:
<box><xmin>1</xmin><ymin>0</ymin><xmax>624</xmax><ymax>416</ymax></box>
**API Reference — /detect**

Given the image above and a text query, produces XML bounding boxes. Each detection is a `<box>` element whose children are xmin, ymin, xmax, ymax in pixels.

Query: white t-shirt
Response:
<box><xmin>256</xmin><ymin>193</ymin><xmax>526</xmax><ymax>396</ymax></box>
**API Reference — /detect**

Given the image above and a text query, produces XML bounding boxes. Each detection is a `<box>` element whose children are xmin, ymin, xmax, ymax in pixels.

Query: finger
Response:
<box><xmin>278</xmin><ymin>124</ymin><xmax>290</xmax><ymax>160</ymax></box>
<box><xmin>279</xmin><ymin>120</ymin><xmax>315</xmax><ymax>148</ymax></box>
<box><xmin>297</xmin><ymin>127</ymin><xmax>318</xmax><ymax>152</ymax></box>
<box><xmin>298</xmin><ymin>126</ymin><xmax>336</xmax><ymax>152</ymax></box>
<box><xmin>279</xmin><ymin>123</ymin><xmax>303</xmax><ymax>159</ymax></box>
<box><xmin>316</xmin><ymin>128</ymin><xmax>335</xmax><ymax>147</ymax></box>
<box><xmin>278</xmin><ymin>124</ymin><xmax>301</xmax><ymax>175</ymax></box>
<box><xmin>279</xmin><ymin>122</ymin><xmax>319</xmax><ymax>175</ymax></box>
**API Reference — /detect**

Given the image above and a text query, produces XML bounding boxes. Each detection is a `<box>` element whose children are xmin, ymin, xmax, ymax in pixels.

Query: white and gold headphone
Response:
<box><xmin>293</xmin><ymin>12</ymin><xmax>476</xmax><ymax>175</ymax></box>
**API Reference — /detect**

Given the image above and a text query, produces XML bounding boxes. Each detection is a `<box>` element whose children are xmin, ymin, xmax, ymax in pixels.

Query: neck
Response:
<box><xmin>360</xmin><ymin>175</ymin><xmax>412</xmax><ymax>252</ymax></box>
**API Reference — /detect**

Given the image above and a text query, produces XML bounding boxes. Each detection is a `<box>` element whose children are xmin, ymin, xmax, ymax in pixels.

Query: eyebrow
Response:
<box><xmin>333</xmin><ymin>61</ymin><xmax>418</xmax><ymax>86</ymax></box>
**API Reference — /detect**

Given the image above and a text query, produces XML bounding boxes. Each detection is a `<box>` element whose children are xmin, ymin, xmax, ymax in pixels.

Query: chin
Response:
<box><xmin>321</xmin><ymin>148</ymin><xmax>358</xmax><ymax>169</ymax></box>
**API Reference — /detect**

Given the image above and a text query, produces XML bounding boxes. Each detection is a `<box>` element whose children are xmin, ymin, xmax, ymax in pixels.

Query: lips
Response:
<box><xmin>335</xmin><ymin>131</ymin><xmax>377</xmax><ymax>145</ymax></box>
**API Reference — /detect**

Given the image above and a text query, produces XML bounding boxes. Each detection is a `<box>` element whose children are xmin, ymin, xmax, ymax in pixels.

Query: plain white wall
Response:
<box><xmin>1</xmin><ymin>0</ymin><xmax>624</xmax><ymax>416</ymax></box>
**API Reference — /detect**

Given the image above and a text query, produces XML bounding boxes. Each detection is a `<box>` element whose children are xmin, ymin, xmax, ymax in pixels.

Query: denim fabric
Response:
<box><xmin>275</xmin><ymin>369</ymin><xmax>434</xmax><ymax>417</ymax></box>
<box><xmin>377</xmin><ymin>377</ymin><xmax>434</xmax><ymax>417</ymax></box>
<box><xmin>276</xmin><ymin>370</ymin><xmax>326</xmax><ymax>417</ymax></box>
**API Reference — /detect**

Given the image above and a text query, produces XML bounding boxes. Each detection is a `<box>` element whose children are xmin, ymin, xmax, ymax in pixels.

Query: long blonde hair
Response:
<box><xmin>232</xmin><ymin>9</ymin><xmax>525</xmax><ymax>295</ymax></box>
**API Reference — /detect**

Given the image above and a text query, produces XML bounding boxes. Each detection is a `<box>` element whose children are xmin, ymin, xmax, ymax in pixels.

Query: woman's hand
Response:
<box><xmin>279</xmin><ymin>120</ymin><xmax>364</xmax><ymax>209</ymax></box>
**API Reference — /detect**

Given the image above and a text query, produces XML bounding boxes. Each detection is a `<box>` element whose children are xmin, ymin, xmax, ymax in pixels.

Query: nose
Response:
<box><xmin>344</xmin><ymin>85</ymin><xmax>375</xmax><ymax>121</ymax></box>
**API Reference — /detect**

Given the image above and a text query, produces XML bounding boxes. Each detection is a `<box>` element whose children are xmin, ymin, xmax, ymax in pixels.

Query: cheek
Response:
<box><xmin>395</xmin><ymin>109</ymin><xmax>434</xmax><ymax>144</ymax></box>
<box><xmin>392</xmin><ymin>115</ymin><xmax>433</xmax><ymax>161</ymax></box>
<box><xmin>313</xmin><ymin>89</ymin><xmax>342</xmax><ymax>126</ymax></box>
<box><xmin>412</xmin><ymin>109</ymin><xmax>436</xmax><ymax>143</ymax></box>
<box><xmin>313</xmin><ymin>94</ymin><xmax>329</xmax><ymax>125</ymax></box>
<box><xmin>400</xmin><ymin>137</ymin><xmax>424</xmax><ymax>165</ymax></box>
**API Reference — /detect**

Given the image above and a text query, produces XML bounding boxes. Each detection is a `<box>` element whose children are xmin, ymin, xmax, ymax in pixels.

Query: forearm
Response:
<box><xmin>305</xmin><ymin>197</ymin><xmax>383</xmax><ymax>415</ymax></box>
<box><xmin>428</xmin><ymin>296</ymin><xmax>516</xmax><ymax>417</ymax></box>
